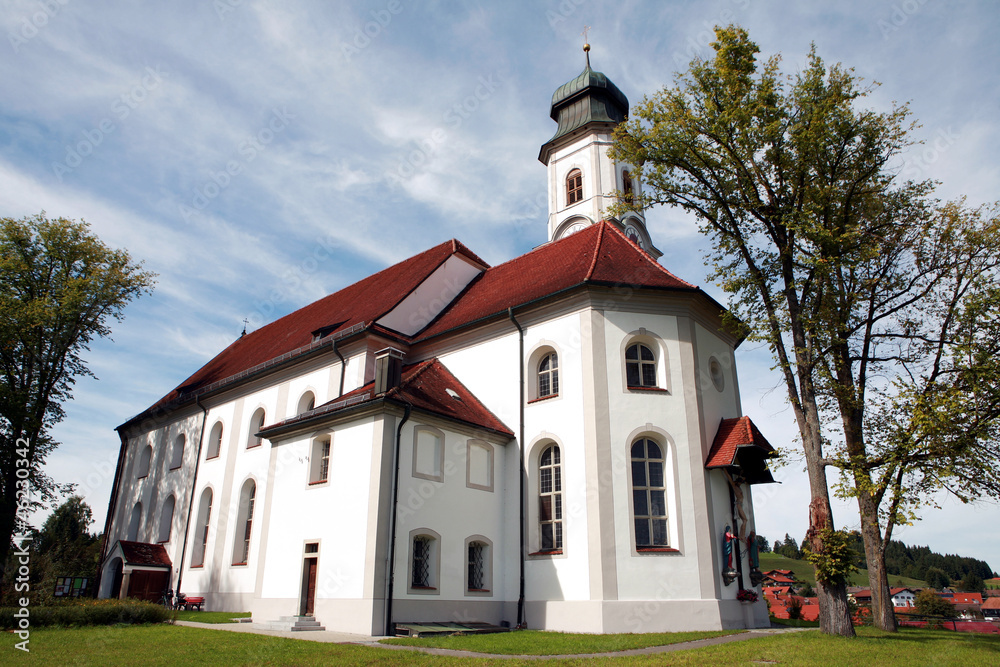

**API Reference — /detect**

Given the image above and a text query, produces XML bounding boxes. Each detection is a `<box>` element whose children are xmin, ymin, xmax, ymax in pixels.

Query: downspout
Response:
<box><xmin>333</xmin><ymin>338</ymin><xmax>346</xmax><ymax>398</ymax></box>
<box><xmin>175</xmin><ymin>396</ymin><xmax>210</xmax><ymax>597</ymax></box>
<box><xmin>383</xmin><ymin>400</ymin><xmax>411</xmax><ymax>637</ymax></box>
<box><xmin>508</xmin><ymin>307</ymin><xmax>526</xmax><ymax>627</ymax></box>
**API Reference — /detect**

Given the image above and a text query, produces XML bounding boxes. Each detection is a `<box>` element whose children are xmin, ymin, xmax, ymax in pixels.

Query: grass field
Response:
<box><xmin>382</xmin><ymin>629</ymin><xmax>740</xmax><ymax>655</ymax></box>
<box><xmin>17</xmin><ymin>623</ymin><xmax>1000</xmax><ymax>666</ymax></box>
<box><xmin>758</xmin><ymin>552</ymin><xmax>928</xmax><ymax>589</ymax></box>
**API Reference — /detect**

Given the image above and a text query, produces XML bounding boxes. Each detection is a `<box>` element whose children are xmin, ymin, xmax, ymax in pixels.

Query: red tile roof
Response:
<box><xmin>706</xmin><ymin>416</ymin><xmax>776</xmax><ymax>468</ymax></box>
<box><xmin>417</xmin><ymin>221</ymin><xmax>699</xmax><ymax>339</ymax></box>
<box><xmin>951</xmin><ymin>592</ymin><xmax>983</xmax><ymax>605</ymax></box>
<box><xmin>263</xmin><ymin>358</ymin><xmax>513</xmax><ymax>438</ymax></box>
<box><xmin>118</xmin><ymin>540</ymin><xmax>172</xmax><ymax>567</ymax></box>
<box><xmin>982</xmin><ymin>597</ymin><xmax>1000</xmax><ymax>610</ymax></box>
<box><xmin>141</xmin><ymin>240</ymin><xmax>487</xmax><ymax>413</ymax></box>
<box><xmin>124</xmin><ymin>221</ymin><xmax>714</xmax><ymax>428</ymax></box>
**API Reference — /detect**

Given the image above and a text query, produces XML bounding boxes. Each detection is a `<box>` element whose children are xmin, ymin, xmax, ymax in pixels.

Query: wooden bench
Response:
<box><xmin>179</xmin><ymin>596</ymin><xmax>205</xmax><ymax>611</ymax></box>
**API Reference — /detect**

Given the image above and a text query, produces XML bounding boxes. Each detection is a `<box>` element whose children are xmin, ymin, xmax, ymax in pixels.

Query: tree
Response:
<box><xmin>756</xmin><ymin>534</ymin><xmax>771</xmax><ymax>553</ymax></box>
<box><xmin>798</xmin><ymin>582</ymin><xmax>816</xmax><ymax>597</ymax></box>
<box><xmin>0</xmin><ymin>214</ymin><xmax>154</xmax><ymax>580</ymax></box>
<box><xmin>925</xmin><ymin>567</ymin><xmax>950</xmax><ymax>590</ymax></box>
<box><xmin>914</xmin><ymin>589</ymin><xmax>956</xmax><ymax>618</ymax></box>
<box><xmin>959</xmin><ymin>572</ymin><xmax>984</xmax><ymax>593</ymax></box>
<box><xmin>0</xmin><ymin>495</ymin><xmax>102</xmax><ymax>605</ymax></box>
<box><xmin>611</xmin><ymin>25</ymin><xmax>1000</xmax><ymax>635</ymax></box>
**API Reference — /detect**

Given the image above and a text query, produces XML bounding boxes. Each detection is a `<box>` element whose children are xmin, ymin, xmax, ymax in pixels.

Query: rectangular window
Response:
<box><xmin>468</xmin><ymin>543</ymin><xmax>485</xmax><ymax>590</ymax></box>
<box><xmin>412</xmin><ymin>537</ymin><xmax>430</xmax><ymax>587</ymax></box>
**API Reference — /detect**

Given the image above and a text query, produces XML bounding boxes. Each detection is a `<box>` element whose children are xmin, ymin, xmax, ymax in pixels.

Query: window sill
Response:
<box><xmin>189</xmin><ymin>565</ymin><xmax>204</xmax><ymax>569</ymax></box>
<box><xmin>467</xmin><ymin>588</ymin><xmax>491</xmax><ymax>593</ymax></box>
<box><xmin>636</xmin><ymin>547</ymin><xmax>680</xmax><ymax>553</ymax></box>
<box><xmin>169</xmin><ymin>465</ymin><xmax>182</xmax><ymax>471</ymax></box>
<box><xmin>627</xmin><ymin>386</ymin><xmax>668</xmax><ymax>392</ymax></box>
<box><xmin>409</xmin><ymin>586</ymin><xmax>437</xmax><ymax>591</ymax></box>
<box><xmin>528</xmin><ymin>394</ymin><xmax>559</xmax><ymax>404</ymax></box>
<box><xmin>136</xmin><ymin>474</ymin><xmax>148</xmax><ymax>480</ymax></box>
<box><xmin>206</xmin><ymin>455</ymin><xmax>220</xmax><ymax>461</ymax></box>
<box><xmin>231</xmin><ymin>562</ymin><xmax>248</xmax><ymax>567</ymax></box>
<box><xmin>308</xmin><ymin>480</ymin><xmax>328</xmax><ymax>486</ymax></box>
<box><xmin>529</xmin><ymin>549</ymin><xmax>563</xmax><ymax>557</ymax></box>
<box><xmin>246</xmin><ymin>444</ymin><xmax>262</xmax><ymax>450</ymax></box>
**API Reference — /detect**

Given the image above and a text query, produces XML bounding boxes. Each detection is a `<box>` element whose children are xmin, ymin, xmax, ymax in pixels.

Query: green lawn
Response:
<box><xmin>381</xmin><ymin>629</ymin><xmax>739</xmax><ymax>655</ymax></box>
<box><xmin>759</xmin><ymin>552</ymin><xmax>927</xmax><ymax>589</ymax></box>
<box><xmin>172</xmin><ymin>610</ymin><xmax>251</xmax><ymax>624</ymax></box>
<box><xmin>17</xmin><ymin>623</ymin><xmax>1000</xmax><ymax>666</ymax></box>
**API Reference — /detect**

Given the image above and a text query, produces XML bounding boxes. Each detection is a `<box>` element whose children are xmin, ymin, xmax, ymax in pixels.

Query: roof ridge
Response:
<box><xmin>474</xmin><ymin>223</ymin><xmax>602</xmax><ymax>274</ymax></box>
<box><xmin>584</xmin><ymin>220</ymin><xmax>606</xmax><ymax>281</ymax></box>
<box><xmin>601</xmin><ymin>220</ymin><xmax>699</xmax><ymax>290</ymax></box>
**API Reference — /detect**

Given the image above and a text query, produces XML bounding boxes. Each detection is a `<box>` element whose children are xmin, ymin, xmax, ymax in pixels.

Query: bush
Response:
<box><xmin>0</xmin><ymin>599</ymin><xmax>173</xmax><ymax>629</ymax></box>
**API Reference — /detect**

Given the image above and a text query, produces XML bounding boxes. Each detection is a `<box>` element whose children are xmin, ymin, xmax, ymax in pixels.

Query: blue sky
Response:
<box><xmin>2</xmin><ymin>1</ymin><xmax>998</xmax><ymax>569</ymax></box>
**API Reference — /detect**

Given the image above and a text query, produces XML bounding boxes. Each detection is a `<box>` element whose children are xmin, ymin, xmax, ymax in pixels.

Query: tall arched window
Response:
<box><xmin>127</xmin><ymin>502</ymin><xmax>142</xmax><ymax>542</ymax></box>
<box><xmin>539</xmin><ymin>444</ymin><xmax>563</xmax><ymax>551</ymax></box>
<box><xmin>246</xmin><ymin>408</ymin><xmax>266</xmax><ymax>448</ymax></box>
<box><xmin>169</xmin><ymin>434</ymin><xmax>185</xmax><ymax>470</ymax></box>
<box><xmin>622</xmin><ymin>169</ymin><xmax>635</xmax><ymax>205</ymax></box>
<box><xmin>232</xmin><ymin>480</ymin><xmax>256</xmax><ymax>565</ymax></box>
<box><xmin>626</xmin><ymin>343</ymin><xmax>657</xmax><ymax>388</ymax></box>
<box><xmin>408</xmin><ymin>528</ymin><xmax>441</xmax><ymax>593</ymax></box>
<box><xmin>136</xmin><ymin>445</ymin><xmax>152</xmax><ymax>478</ymax></box>
<box><xmin>191</xmin><ymin>488</ymin><xmax>213</xmax><ymax>567</ymax></box>
<box><xmin>157</xmin><ymin>495</ymin><xmax>175</xmax><ymax>543</ymax></box>
<box><xmin>631</xmin><ymin>438</ymin><xmax>669</xmax><ymax>548</ymax></box>
<box><xmin>566</xmin><ymin>169</ymin><xmax>583</xmax><ymax>205</ymax></box>
<box><xmin>538</xmin><ymin>352</ymin><xmax>559</xmax><ymax>398</ymax></box>
<box><xmin>207</xmin><ymin>421</ymin><xmax>224</xmax><ymax>459</ymax></box>
<box><xmin>297</xmin><ymin>391</ymin><xmax>315</xmax><ymax>415</ymax></box>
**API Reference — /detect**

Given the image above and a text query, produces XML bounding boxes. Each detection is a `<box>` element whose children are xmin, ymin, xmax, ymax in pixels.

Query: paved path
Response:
<box><xmin>173</xmin><ymin>620</ymin><xmax>809</xmax><ymax>659</ymax></box>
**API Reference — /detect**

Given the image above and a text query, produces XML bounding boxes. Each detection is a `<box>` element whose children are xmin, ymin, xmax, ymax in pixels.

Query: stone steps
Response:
<box><xmin>260</xmin><ymin>615</ymin><xmax>326</xmax><ymax>632</ymax></box>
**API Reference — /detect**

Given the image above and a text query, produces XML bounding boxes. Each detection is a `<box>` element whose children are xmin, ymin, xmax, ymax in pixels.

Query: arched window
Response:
<box><xmin>408</xmin><ymin>529</ymin><xmax>440</xmax><ymax>593</ymax></box>
<box><xmin>157</xmin><ymin>495</ymin><xmax>175</xmax><ymax>543</ymax></box>
<box><xmin>539</xmin><ymin>444</ymin><xmax>563</xmax><ymax>551</ymax></box>
<box><xmin>297</xmin><ymin>391</ymin><xmax>315</xmax><ymax>415</ymax></box>
<box><xmin>169</xmin><ymin>435</ymin><xmax>185</xmax><ymax>470</ymax></box>
<box><xmin>191</xmin><ymin>488</ymin><xmax>213</xmax><ymax>567</ymax></box>
<box><xmin>631</xmin><ymin>438</ymin><xmax>669</xmax><ymax>548</ymax></box>
<box><xmin>207</xmin><ymin>421</ymin><xmax>224</xmax><ymax>459</ymax></box>
<box><xmin>566</xmin><ymin>169</ymin><xmax>583</xmax><ymax>205</ymax></box>
<box><xmin>246</xmin><ymin>408</ymin><xmax>266</xmax><ymax>448</ymax></box>
<box><xmin>127</xmin><ymin>502</ymin><xmax>142</xmax><ymax>542</ymax></box>
<box><xmin>622</xmin><ymin>169</ymin><xmax>635</xmax><ymax>205</ymax></box>
<box><xmin>538</xmin><ymin>352</ymin><xmax>559</xmax><ymax>398</ymax></box>
<box><xmin>309</xmin><ymin>437</ymin><xmax>331</xmax><ymax>484</ymax></box>
<box><xmin>466</xmin><ymin>538</ymin><xmax>492</xmax><ymax>593</ymax></box>
<box><xmin>626</xmin><ymin>343</ymin><xmax>657</xmax><ymax>388</ymax></box>
<box><xmin>412</xmin><ymin>426</ymin><xmax>444</xmax><ymax>482</ymax></box>
<box><xmin>232</xmin><ymin>479</ymin><xmax>256</xmax><ymax>565</ymax></box>
<box><xmin>136</xmin><ymin>445</ymin><xmax>152</xmax><ymax>479</ymax></box>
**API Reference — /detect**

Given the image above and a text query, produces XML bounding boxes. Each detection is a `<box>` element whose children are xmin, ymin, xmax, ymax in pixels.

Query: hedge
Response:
<box><xmin>1</xmin><ymin>599</ymin><xmax>173</xmax><ymax>629</ymax></box>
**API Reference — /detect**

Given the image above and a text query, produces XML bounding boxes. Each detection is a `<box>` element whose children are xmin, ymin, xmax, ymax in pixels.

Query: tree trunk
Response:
<box><xmin>857</xmin><ymin>488</ymin><xmax>898</xmax><ymax>631</ymax></box>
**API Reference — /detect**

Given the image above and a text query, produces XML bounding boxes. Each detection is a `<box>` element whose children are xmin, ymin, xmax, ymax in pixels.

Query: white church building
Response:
<box><xmin>98</xmin><ymin>50</ymin><xmax>776</xmax><ymax>635</ymax></box>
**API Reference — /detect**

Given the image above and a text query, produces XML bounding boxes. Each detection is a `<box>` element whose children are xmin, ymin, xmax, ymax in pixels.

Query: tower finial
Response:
<box><xmin>581</xmin><ymin>25</ymin><xmax>591</xmax><ymax>68</ymax></box>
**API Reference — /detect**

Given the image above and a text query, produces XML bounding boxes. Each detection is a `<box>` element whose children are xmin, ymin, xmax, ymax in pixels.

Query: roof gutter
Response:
<box><xmin>508</xmin><ymin>307</ymin><xmax>526</xmax><ymax>628</ymax></box>
<box><xmin>174</xmin><ymin>395</ymin><xmax>209</xmax><ymax>598</ymax></box>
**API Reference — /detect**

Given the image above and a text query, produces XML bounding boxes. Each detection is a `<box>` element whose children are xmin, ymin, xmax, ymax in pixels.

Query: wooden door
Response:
<box><xmin>300</xmin><ymin>558</ymin><xmax>317</xmax><ymax>616</ymax></box>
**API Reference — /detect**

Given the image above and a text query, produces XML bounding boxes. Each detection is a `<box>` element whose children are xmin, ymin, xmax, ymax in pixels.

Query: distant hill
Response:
<box><xmin>758</xmin><ymin>552</ymin><xmax>927</xmax><ymax>589</ymax></box>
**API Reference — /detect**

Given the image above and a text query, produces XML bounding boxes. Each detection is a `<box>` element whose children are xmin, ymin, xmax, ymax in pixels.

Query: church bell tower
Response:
<box><xmin>539</xmin><ymin>43</ymin><xmax>660</xmax><ymax>258</ymax></box>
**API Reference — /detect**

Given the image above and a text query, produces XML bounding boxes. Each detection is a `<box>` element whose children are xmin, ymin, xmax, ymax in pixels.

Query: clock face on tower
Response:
<box><xmin>625</xmin><ymin>225</ymin><xmax>643</xmax><ymax>248</ymax></box>
<box><xmin>565</xmin><ymin>221</ymin><xmax>587</xmax><ymax>236</ymax></box>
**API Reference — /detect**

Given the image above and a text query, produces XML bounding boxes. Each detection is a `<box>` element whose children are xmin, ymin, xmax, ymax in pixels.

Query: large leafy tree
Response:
<box><xmin>610</xmin><ymin>26</ymin><xmax>1000</xmax><ymax>635</ymax></box>
<box><xmin>0</xmin><ymin>214</ymin><xmax>154</xmax><ymax>580</ymax></box>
